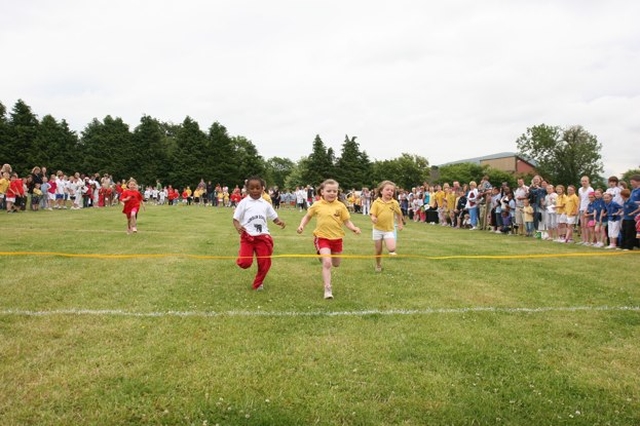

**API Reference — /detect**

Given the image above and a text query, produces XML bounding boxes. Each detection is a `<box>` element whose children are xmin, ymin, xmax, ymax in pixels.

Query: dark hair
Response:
<box><xmin>246</xmin><ymin>176</ymin><xmax>265</xmax><ymax>188</ymax></box>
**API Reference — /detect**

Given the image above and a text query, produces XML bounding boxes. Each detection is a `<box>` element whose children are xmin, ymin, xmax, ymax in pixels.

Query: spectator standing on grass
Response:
<box><xmin>233</xmin><ymin>176</ymin><xmax>285</xmax><ymax>291</ymax></box>
<box><xmin>592</xmin><ymin>189</ymin><xmax>607</xmax><ymax>248</ymax></box>
<box><xmin>564</xmin><ymin>185</ymin><xmax>580</xmax><ymax>243</ymax></box>
<box><xmin>578</xmin><ymin>176</ymin><xmax>594</xmax><ymax>245</ymax></box>
<box><xmin>555</xmin><ymin>185</ymin><xmax>567</xmax><ymax>241</ymax></box>
<box><xmin>433</xmin><ymin>184</ymin><xmax>446</xmax><ymax>225</ymax></box>
<box><xmin>489</xmin><ymin>186</ymin><xmax>501</xmax><ymax>231</ymax></box>
<box><xmin>31</xmin><ymin>183</ymin><xmax>43</xmax><ymax>211</ymax></box>
<box><xmin>361</xmin><ymin>187</ymin><xmax>371</xmax><ymax>215</ymax></box>
<box><xmin>543</xmin><ymin>184</ymin><xmax>558</xmax><ymax>241</ymax></box>
<box><xmin>583</xmin><ymin>192</ymin><xmax>597</xmax><ymax>245</ymax></box>
<box><xmin>522</xmin><ymin>198</ymin><xmax>535</xmax><ymax>237</ymax></box>
<box><xmin>5</xmin><ymin>172</ymin><xmax>24</xmax><ymax>213</ymax></box>
<box><xmin>603</xmin><ymin>192</ymin><xmax>623</xmax><ymax>249</ymax></box>
<box><xmin>478</xmin><ymin>175</ymin><xmax>492</xmax><ymax>229</ymax></box>
<box><xmin>606</xmin><ymin>176</ymin><xmax>624</xmax><ymax>205</ymax></box>
<box><xmin>466</xmin><ymin>181</ymin><xmax>481</xmax><ymax>230</ymax></box>
<box><xmin>370</xmin><ymin>180</ymin><xmax>404</xmax><ymax>273</ymax></box>
<box><xmin>445</xmin><ymin>184</ymin><xmax>456</xmax><ymax>227</ymax></box>
<box><xmin>629</xmin><ymin>175</ymin><xmax>640</xmax><ymax>248</ymax></box>
<box><xmin>514</xmin><ymin>178</ymin><xmax>528</xmax><ymax>235</ymax></box>
<box><xmin>297</xmin><ymin>179</ymin><xmax>361</xmax><ymax>300</ymax></box>
<box><xmin>620</xmin><ymin>189</ymin><xmax>639</xmax><ymax>251</ymax></box>
<box><xmin>295</xmin><ymin>186</ymin><xmax>306</xmax><ymax>211</ymax></box>
<box><xmin>411</xmin><ymin>193</ymin><xmax>423</xmax><ymax>222</ymax></box>
<box><xmin>28</xmin><ymin>166</ymin><xmax>43</xmax><ymax>208</ymax></box>
<box><xmin>454</xmin><ymin>188</ymin><xmax>467</xmax><ymax>228</ymax></box>
<box><xmin>39</xmin><ymin>176</ymin><xmax>50</xmax><ymax>210</ymax></box>
<box><xmin>529</xmin><ymin>175</ymin><xmax>546</xmax><ymax>231</ymax></box>
<box><xmin>0</xmin><ymin>171</ymin><xmax>9</xmax><ymax>211</ymax></box>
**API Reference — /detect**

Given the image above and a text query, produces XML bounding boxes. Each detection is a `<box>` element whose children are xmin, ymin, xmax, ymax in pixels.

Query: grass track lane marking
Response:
<box><xmin>0</xmin><ymin>251</ymin><xmax>636</xmax><ymax>260</ymax></box>
<box><xmin>1</xmin><ymin>306</ymin><xmax>638</xmax><ymax>318</ymax></box>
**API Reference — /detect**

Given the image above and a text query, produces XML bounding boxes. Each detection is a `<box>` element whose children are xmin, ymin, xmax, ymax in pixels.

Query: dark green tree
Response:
<box><xmin>371</xmin><ymin>153</ymin><xmax>429</xmax><ymax>190</ymax></box>
<box><xmin>131</xmin><ymin>115</ymin><xmax>170</xmax><ymax>186</ymax></box>
<box><xmin>334</xmin><ymin>135</ymin><xmax>372</xmax><ymax>190</ymax></box>
<box><xmin>34</xmin><ymin>115</ymin><xmax>79</xmax><ymax>174</ymax></box>
<box><xmin>7</xmin><ymin>99</ymin><xmax>39</xmax><ymax>174</ymax></box>
<box><xmin>232</xmin><ymin>136</ymin><xmax>266</xmax><ymax>185</ymax></box>
<box><xmin>621</xmin><ymin>167</ymin><xmax>640</xmax><ymax>184</ymax></box>
<box><xmin>207</xmin><ymin>122</ymin><xmax>236</xmax><ymax>186</ymax></box>
<box><xmin>285</xmin><ymin>157</ymin><xmax>309</xmax><ymax>189</ymax></box>
<box><xmin>302</xmin><ymin>134</ymin><xmax>334</xmax><ymax>185</ymax></box>
<box><xmin>79</xmin><ymin>116</ymin><xmax>132</xmax><ymax>179</ymax></box>
<box><xmin>265</xmin><ymin>156</ymin><xmax>295</xmax><ymax>189</ymax></box>
<box><xmin>516</xmin><ymin>124</ymin><xmax>604</xmax><ymax>186</ymax></box>
<box><xmin>0</xmin><ymin>102</ymin><xmax>9</xmax><ymax>166</ymax></box>
<box><xmin>436</xmin><ymin>163</ymin><xmax>485</xmax><ymax>187</ymax></box>
<box><xmin>168</xmin><ymin>116</ymin><xmax>208</xmax><ymax>188</ymax></box>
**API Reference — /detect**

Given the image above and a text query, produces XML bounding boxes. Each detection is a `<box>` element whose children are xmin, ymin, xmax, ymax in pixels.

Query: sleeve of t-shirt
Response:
<box><xmin>266</xmin><ymin>202</ymin><xmax>278</xmax><ymax>221</ymax></box>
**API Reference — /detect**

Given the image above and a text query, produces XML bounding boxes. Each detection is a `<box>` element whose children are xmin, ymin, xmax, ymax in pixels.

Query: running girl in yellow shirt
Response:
<box><xmin>370</xmin><ymin>180</ymin><xmax>404</xmax><ymax>272</ymax></box>
<box><xmin>297</xmin><ymin>179</ymin><xmax>361</xmax><ymax>299</ymax></box>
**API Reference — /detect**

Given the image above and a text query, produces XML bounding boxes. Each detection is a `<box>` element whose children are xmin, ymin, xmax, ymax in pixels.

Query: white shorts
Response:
<box><xmin>372</xmin><ymin>229</ymin><xmax>395</xmax><ymax>241</ymax></box>
<box><xmin>5</xmin><ymin>196</ymin><xmax>15</xmax><ymax>203</ymax></box>
<box><xmin>558</xmin><ymin>213</ymin><xmax>567</xmax><ymax>224</ymax></box>
<box><xmin>545</xmin><ymin>212</ymin><xmax>557</xmax><ymax>229</ymax></box>
<box><xmin>566</xmin><ymin>215</ymin><xmax>577</xmax><ymax>226</ymax></box>
<box><xmin>608</xmin><ymin>221</ymin><xmax>621</xmax><ymax>239</ymax></box>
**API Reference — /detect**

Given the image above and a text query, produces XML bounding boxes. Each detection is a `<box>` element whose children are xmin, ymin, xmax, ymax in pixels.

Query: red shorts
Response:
<box><xmin>314</xmin><ymin>237</ymin><xmax>343</xmax><ymax>253</ymax></box>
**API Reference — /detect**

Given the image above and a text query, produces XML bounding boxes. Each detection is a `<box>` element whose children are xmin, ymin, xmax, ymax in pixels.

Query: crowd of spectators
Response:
<box><xmin>2</xmin><ymin>163</ymin><xmax>639</xmax><ymax>251</ymax></box>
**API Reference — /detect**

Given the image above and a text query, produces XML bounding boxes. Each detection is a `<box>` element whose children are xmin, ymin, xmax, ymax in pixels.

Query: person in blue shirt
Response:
<box><xmin>592</xmin><ymin>189</ymin><xmax>607</xmax><ymax>247</ymax></box>
<box><xmin>620</xmin><ymin>188</ymin><xmax>639</xmax><ymax>250</ymax></box>
<box><xmin>603</xmin><ymin>192</ymin><xmax>623</xmax><ymax>249</ymax></box>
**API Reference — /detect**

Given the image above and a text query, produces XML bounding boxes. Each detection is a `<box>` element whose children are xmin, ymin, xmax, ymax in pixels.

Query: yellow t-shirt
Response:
<box><xmin>565</xmin><ymin>194</ymin><xmax>579</xmax><ymax>216</ymax></box>
<box><xmin>446</xmin><ymin>192</ymin><xmax>456</xmax><ymax>212</ymax></box>
<box><xmin>370</xmin><ymin>198</ymin><xmax>402</xmax><ymax>232</ymax></box>
<box><xmin>555</xmin><ymin>194</ymin><xmax>567</xmax><ymax>214</ymax></box>
<box><xmin>434</xmin><ymin>190</ymin><xmax>446</xmax><ymax>208</ymax></box>
<box><xmin>523</xmin><ymin>205</ymin><xmax>534</xmax><ymax>222</ymax></box>
<box><xmin>262</xmin><ymin>192</ymin><xmax>272</xmax><ymax>204</ymax></box>
<box><xmin>308</xmin><ymin>199</ymin><xmax>351</xmax><ymax>239</ymax></box>
<box><xmin>0</xmin><ymin>177</ymin><xmax>9</xmax><ymax>195</ymax></box>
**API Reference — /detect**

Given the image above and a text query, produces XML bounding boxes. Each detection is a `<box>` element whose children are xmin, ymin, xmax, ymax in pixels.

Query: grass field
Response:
<box><xmin>1</xmin><ymin>204</ymin><xmax>639</xmax><ymax>425</ymax></box>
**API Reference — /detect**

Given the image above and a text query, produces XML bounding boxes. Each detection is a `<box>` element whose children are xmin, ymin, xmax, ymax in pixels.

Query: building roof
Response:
<box><xmin>438</xmin><ymin>152</ymin><xmax>537</xmax><ymax>167</ymax></box>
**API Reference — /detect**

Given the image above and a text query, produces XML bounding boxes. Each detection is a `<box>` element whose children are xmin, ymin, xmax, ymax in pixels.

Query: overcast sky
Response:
<box><xmin>2</xmin><ymin>0</ymin><xmax>638</xmax><ymax>177</ymax></box>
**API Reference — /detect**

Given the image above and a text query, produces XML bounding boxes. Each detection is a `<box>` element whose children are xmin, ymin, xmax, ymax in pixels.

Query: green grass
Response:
<box><xmin>1</xmin><ymin>205</ymin><xmax>639</xmax><ymax>425</ymax></box>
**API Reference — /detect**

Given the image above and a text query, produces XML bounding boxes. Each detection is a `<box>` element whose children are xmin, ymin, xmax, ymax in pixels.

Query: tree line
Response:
<box><xmin>0</xmin><ymin>99</ymin><xmax>433</xmax><ymax>190</ymax></box>
<box><xmin>2</xmin><ymin>99</ymin><xmax>634</xmax><ymax>191</ymax></box>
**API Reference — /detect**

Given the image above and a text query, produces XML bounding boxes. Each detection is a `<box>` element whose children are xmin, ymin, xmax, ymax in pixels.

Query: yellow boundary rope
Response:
<box><xmin>0</xmin><ymin>251</ymin><xmax>636</xmax><ymax>261</ymax></box>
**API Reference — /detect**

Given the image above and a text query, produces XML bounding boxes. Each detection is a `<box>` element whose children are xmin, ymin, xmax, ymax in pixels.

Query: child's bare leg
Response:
<box><xmin>385</xmin><ymin>237</ymin><xmax>397</xmax><ymax>253</ymax></box>
<box><xmin>374</xmin><ymin>240</ymin><xmax>383</xmax><ymax>269</ymax></box>
<box><xmin>319</xmin><ymin>248</ymin><xmax>333</xmax><ymax>288</ymax></box>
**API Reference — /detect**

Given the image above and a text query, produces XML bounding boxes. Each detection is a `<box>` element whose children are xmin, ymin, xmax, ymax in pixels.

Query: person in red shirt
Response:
<box><xmin>6</xmin><ymin>173</ymin><xmax>25</xmax><ymax>213</ymax></box>
<box><xmin>167</xmin><ymin>186</ymin><xmax>179</xmax><ymax>205</ymax></box>
<box><xmin>120</xmin><ymin>178</ymin><xmax>144</xmax><ymax>233</ymax></box>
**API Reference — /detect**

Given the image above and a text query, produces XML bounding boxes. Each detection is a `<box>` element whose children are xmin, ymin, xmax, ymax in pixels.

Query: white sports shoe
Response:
<box><xmin>324</xmin><ymin>287</ymin><xmax>333</xmax><ymax>299</ymax></box>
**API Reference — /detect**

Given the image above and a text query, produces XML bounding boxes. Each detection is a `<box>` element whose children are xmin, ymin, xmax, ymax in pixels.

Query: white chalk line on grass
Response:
<box><xmin>1</xmin><ymin>305</ymin><xmax>638</xmax><ymax>318</ymax></box>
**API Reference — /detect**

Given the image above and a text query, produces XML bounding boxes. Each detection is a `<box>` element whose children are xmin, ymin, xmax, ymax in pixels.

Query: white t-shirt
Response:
<box><xmin>514</xmin><ymin>185</ymin><xmax>528</xmax><ymax>207</ymax></box>
<box><xmin>606</xmin><ymin>186</ymin><xmax>623</xmax><ymax>205</ymax></box>
<box><xmin>544</xmin><ymin>193</ymin><xmax>558</xmax><ymax>213</ymax></box>
<box><xmin>578</xmin><ymin>186</ymin><xmax>594</xmax><ymax>211</ymax></box>
<box><xmin>233</xmin><ymin>196</ymin><xmax>278</xmax><ymax>236</ymax></box>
